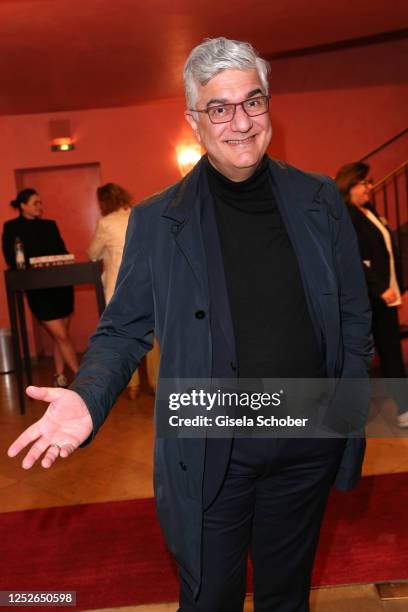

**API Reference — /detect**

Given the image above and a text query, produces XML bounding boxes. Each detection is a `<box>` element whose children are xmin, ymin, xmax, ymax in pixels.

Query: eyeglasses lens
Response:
<box><xmin>208</xmin><ymin>96</ymin><xmax>269</xmax><ymax>123</ymax></box>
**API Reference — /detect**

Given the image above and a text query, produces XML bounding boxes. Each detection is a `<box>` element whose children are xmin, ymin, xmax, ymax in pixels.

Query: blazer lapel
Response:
<box><xmin>161</xmin><ymin>159</ymin><xmax>209</xmax><ymax>301</ymax></box>
<box><xmin>268</xmin><ymin>159</ymin><xmax>335</xmax><ymax>351</ymax></box>
<box><xmin>200</xmin><ymin>174</ymin><xmax>236</xmax><ymax>361</ymax></box>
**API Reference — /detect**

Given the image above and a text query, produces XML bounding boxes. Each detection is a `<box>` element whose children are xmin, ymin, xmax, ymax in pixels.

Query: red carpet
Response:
<box><xmin>1</xmin><ymin>472</ymin><xmax>407</xmax><ymax>610</ymax></box>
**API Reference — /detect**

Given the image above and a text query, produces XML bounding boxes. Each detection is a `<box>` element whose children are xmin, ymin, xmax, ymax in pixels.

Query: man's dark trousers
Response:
<box><xmin>179</xmin><ymin>436</ymin><xmax>346</xmax><ymax>612</ymax></box>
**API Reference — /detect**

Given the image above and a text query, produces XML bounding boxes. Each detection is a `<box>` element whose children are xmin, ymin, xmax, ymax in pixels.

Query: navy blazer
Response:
<box><xmin>72</xmin><ymin>156</ymin><xmax>373</xmax><ymax>596</ymax></box>
<box><xmin>347</xmin><ymin>203</ymin><xmax>401</xmax><ymax>299</ymax></box>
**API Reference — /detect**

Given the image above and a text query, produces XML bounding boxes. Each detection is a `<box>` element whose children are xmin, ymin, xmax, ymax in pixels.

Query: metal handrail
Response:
<box><xmin>372</xmin><ymin>160</ymin><xmax>408</xmax><ymax>189</ymax></box>
<box><xmin>360</xmin><ymin>128</ymin><xmax>408</xmax><ymax>162</ymax></box>
<box><xmin>370</xmin><ymin>159</ymin><xmax>408</xmax><ymax>294</ymax></box>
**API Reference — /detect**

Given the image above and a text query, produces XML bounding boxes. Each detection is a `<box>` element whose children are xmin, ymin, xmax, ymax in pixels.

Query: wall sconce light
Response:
<box><xmin>176</xmin><ymin>144</ymin><xmax>202</xmax><ymax>176</ymax></box>
<box><xmin>49</xmin><ymin>119</ymin><xmax>75</xmax><ymax>152</ymax></box>
<box><xmin>51</xmin><ymin>137</ymin><xmax>75</xmax><ymax>152</ymax></box>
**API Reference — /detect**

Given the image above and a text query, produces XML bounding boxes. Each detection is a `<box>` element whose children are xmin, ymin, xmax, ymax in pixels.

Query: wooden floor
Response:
<box><xmin>1</xmin><ymin>358</ymin><xmax>408</xmax><ymax>611</ymax></box>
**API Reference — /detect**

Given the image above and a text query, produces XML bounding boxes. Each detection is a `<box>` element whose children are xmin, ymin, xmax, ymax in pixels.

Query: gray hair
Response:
<box><xmin>183</xmin><ymin>37</ymin><xmax>270</xmax><ymax>109</ymax></box>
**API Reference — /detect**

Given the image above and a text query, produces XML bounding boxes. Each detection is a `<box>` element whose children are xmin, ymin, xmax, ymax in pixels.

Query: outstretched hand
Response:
<box><xmin>7</xmin><ymin>386</ymin><xmax>93</xmax><ymax>469</ymax></box>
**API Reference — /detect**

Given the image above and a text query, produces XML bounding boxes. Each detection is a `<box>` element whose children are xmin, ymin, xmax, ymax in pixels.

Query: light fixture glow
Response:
<box><xmin>51</xmin><ymin>137</ymin><xmax>75</xmax><ymax>152</ymax></box>
<box><xmin>176</xmin><ymin>144</ymin><xmax>201</xmax><ymax>176</ymax></box>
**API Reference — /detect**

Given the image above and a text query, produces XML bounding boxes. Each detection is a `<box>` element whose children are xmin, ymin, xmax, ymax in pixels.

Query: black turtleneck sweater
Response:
<box><xmin>205</xmin><ymin>156</ymin><xmax>325</xmax><ymax>378</ymax></box>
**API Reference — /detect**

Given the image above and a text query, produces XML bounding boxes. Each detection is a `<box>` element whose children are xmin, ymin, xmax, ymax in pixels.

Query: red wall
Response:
<box><xmin>0</xmin><ymin>98</ymin><xmax>194</xmax><ymax>353</ymax></box>
<box><xmin>267</xmin><ymin>38</ymin><xmax>408</xmax><ymax>178</ymax></box>
<box><xmin>1</xmin><ymin>39</ymin><xmax>407</xmax><ymax>348</ymax></box>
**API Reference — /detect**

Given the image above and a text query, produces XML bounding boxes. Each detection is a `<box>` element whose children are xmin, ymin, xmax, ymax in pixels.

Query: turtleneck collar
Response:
<box><xmin>205</xmin><ymin>154</ymin><xmax>275</xmax><ymax>213</ymax></box>
<box><xmin>205</xmin><ymin>154</ymin><xmax>269</xmax><ymax>188</ymax></box>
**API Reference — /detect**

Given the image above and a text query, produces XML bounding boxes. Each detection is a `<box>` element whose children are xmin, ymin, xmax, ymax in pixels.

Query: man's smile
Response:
<box><xmin>224</xmin><ymin>134</ymin><xmax>257</xmax><ymax>145</ymax></box>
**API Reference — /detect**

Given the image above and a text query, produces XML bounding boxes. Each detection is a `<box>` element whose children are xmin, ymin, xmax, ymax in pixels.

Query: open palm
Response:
<box><xmin>7</xmin><ymin>386</ymin><xmax>93</xmax><ymax>469</ymax></box>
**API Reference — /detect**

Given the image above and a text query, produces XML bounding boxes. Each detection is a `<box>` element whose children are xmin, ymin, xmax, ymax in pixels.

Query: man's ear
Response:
<box><xmin>185</xmin><ymin>111</ymin><xmax>201</xmax><ymax>143</ymax></box>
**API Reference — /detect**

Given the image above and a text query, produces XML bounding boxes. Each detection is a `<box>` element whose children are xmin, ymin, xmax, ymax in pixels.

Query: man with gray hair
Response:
<box><xmin>9</xmin><ymin>38</ymin><xmax>372</xmax><ymax>611</ymax></box>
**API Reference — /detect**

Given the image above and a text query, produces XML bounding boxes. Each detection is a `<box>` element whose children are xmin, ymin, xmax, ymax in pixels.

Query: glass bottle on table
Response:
<box><xmin>14</xmin><ymin>236</ymin><xmax>26</xmax><ymax>269</ymax></box>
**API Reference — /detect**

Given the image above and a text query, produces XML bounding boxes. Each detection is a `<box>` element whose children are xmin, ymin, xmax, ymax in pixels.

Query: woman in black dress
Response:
<box><xmin>2</xmin><ymin>188</ymin><xmax>79</xmax><ymax>386</ymax></box>
<box><xmin>335</xmin><ymin>162</ymin><xmax>408</xmax><ymax>428</ymax></box>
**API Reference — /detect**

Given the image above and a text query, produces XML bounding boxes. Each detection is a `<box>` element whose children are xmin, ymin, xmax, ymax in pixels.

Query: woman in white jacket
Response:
<box><xmin>88</xmin><ymin>183</ymin><xmax>158</xmax><ymax>397</ymax></box>
<box><xmin>88</xmin><ymin>183</ymin><xmax>132</xmax><ymax>304</ymax></box>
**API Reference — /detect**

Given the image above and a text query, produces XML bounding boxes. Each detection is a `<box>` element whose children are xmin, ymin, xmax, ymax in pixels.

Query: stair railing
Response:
<box><xmin>371</xmin><ymin>160</ymin><xmax>408</xmax><ymax>288</ymax></box>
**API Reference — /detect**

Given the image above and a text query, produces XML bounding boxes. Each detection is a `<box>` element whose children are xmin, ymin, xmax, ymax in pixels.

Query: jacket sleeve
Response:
<box><xmin>328</xmin><ymin>181</ymin><xmax>374</xmax><ymax>378</ymax></box>
<box><xmin>2</xmin><ymin>221</ymin><xmax>17</xmax><ymax>268</ymax></box>
<box><xmin>361</xmin><ymin>263</ymin><xmax>388</xmax><ymax>299</ymax></box>
<box><xmin>322</xmin><ymin>181</ymin><xmax>373</xmax><ymax>443</ymax></box>
<box><xmin>87</xmin><ymin>218</ymin><xmax>106</xmax><ymax>260</ymax></box>
<box><xmin>362</xmin><ymin>220</ymin><xmax>401</xmax><ymax>298</ymax></box>
<box><xmin>70</xmin><ymin>206</ymin><xmax>154</xmax><ymax>437</ymax></box>
<box><xmin>347</xmin><ymin>206</ymin><xmax>390</xmax><ymax>299</ymax></box>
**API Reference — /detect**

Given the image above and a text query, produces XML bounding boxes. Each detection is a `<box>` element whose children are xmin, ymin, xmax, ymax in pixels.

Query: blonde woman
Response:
<box><xmin>88</xmin><ymin>183</ymin><xmax>158</xmax><ymax>397</ymax></box>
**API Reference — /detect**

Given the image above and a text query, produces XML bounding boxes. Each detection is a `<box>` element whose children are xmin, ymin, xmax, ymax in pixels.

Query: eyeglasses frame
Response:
<box><xmin>189</xmin><ymin>94</ymin><xmax>271</xmax><ymax>124</ymax></box>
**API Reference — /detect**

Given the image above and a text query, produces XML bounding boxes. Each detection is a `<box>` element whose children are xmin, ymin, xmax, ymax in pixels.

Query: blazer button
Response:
<box><xmin>195</xmin><ymin>310</ymin><xmax>206</xmax><ymax>319</ymax></box>
<box><xmin>179</xmin><ymin>461</ymin><xmax>187</xmax><ymax>471</ymax></box>
<box><xmin>230</xmin><ymin>361</ymin><xmax>237</xmax><ymax>371</ymax></box>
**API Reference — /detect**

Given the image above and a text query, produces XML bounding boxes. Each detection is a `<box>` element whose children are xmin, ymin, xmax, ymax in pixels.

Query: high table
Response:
<box><xmin>4</xmin><ymin>262</ymin><xmax>106</xmax><ymax>414</ymax></box>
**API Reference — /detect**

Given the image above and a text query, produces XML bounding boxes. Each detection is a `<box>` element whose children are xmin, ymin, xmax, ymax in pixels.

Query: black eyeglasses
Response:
<box><xmin>189</xmin><ymin>95</ymin><xmax>271</xmax><ymax>124</ymax></box>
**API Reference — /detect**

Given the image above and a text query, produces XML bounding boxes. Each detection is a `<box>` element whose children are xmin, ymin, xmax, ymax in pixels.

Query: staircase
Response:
<box><xmin>361</xmin><ymin>128</ymin><xmax>408</xmax><ymax>289</ymax></box>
